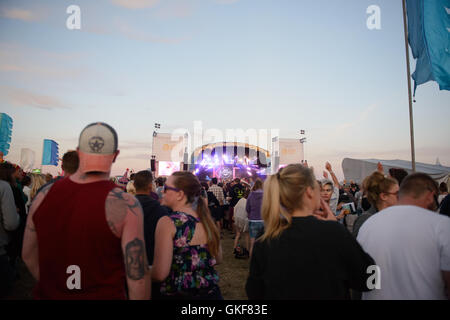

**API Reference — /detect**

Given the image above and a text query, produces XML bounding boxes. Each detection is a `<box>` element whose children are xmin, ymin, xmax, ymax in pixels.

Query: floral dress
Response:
<box><xmin>160</xmin><ymin>211</ymin><xmax>220</xmax><ymax>297</ymax></box>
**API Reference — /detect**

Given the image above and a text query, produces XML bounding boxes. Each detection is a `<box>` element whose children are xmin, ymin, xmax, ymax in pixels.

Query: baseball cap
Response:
<box><xmin>78</xmin><ymin>122</ymin><xmax>118</xmax><ymax>173</ymax></box>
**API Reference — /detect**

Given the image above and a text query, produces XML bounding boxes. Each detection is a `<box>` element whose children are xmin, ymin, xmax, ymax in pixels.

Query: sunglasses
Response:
<box><xmin>163</xmin><ymin>184</ymin><xmax>180</xmax><ymax>193</ymax></box>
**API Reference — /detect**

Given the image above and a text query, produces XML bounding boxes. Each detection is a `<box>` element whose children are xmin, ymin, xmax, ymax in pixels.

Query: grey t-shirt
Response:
<box><xmin>0</xmin><ymin>180</ymin><xmax>20</xmax><ymax>255</ymax></box>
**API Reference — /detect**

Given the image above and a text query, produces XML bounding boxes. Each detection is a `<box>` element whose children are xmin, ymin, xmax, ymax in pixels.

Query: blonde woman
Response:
<box><xmin>29</xmin><ymin>174</ymin><xmax>46</xmax><ymax>201</ymax></box>
<box><xmin>352</xmin><ymin>171</ymin><xmax>399</xmax><ymax>238</ymax></box>
<box><xmin>152</xmin><ymin>171</ymin><xmax>223</xmax><ymax>299</ymax></box>
<box><xmin>245</xmin><ymin>164</ymin><xmax>375</xmax><ymax>299</ymax></box>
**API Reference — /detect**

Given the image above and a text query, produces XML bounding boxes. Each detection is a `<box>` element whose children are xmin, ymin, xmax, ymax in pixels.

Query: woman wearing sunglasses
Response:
<box><xmin>151</xmin><ymin>171</ymin><xmax>223</xmax><ymax>300</ymax></box>
<box><xmin>352</xmin><ymin>171</ymin><xmax>399</xmax><ymax>238</ymax></box>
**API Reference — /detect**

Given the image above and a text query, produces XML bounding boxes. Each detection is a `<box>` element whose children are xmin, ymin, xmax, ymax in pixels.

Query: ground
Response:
<box><xmin>5</xmin><ymin>229</ymin><xmax>249</xmax><ymax>300</ymax></box>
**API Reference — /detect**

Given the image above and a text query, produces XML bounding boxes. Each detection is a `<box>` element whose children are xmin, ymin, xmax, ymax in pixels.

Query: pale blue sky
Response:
<box><xmin>1</xmin><ymin>0</ymin><xmax>449</xmax><ymax>178</ymax></box>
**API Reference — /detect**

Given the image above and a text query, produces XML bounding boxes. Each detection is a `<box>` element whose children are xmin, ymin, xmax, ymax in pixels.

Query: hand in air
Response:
<box><xmin>313</xmin><ymin>198</ymin><xmax>337</xmax><ymax>221</ymax></box>
<box><xmin>377</xmin><ymin>162</ymin><xmax>384</xmax><ymax>173</ymax></box>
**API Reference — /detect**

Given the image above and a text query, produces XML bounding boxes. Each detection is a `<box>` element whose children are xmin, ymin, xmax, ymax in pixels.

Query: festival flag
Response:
<box><xmin>20</xmin><ymin>148</ymin><xmax>35</xmax><ymax>171</ymax></box>
<box><xmin>42</xmin><ymin>139</ymin><xmax>59</xmax><ymax>166</ymax></box>
<box><xmin>406</xmin><ymin>0</ymin><xmax>450</xmax><ymax>94</ymax></box>
<box><xmin>0</xmin><ymin>113</ymin><xmax>13</xmax><ymax>156</ymax></box>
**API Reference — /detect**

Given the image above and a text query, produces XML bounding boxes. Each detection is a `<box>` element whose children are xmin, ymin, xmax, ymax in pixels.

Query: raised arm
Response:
<box><xmin>325</xmin><ymin>162</ymin><xmax>341</xmax><ymax>189</ymax></box>
<box><xmin>105</xmin><ymin>188</ymin><xmax>150</xmax><ymax>300</ymax></box>
<box><xmin>22</xmin><ymin>183</ymin><xmax>53</xmax><ymax>280</ymax></box>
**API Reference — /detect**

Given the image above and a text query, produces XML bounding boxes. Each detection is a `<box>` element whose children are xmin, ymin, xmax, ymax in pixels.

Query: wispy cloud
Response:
<box><xmin>111</xmin><ymin>0</ymin><xmax>159</xmax><ymax>9</ymax></box>
<box><xmin>0</xmin><ymin>7</ymin><xmax>38</xmax><ymax>22</ymax></box>
<box><xmin>334</xmin><ymin>104</ymin><xmax>377</xmax><ymax>133</ymax></box>
<box><xmin>213</xmin><ymin>0</ymin><xmax>241</xmax><ymax>4</ymax></box>
<box><xmin>114</xmin><ymin>19</ymin><xmax>189</xmax><ymax>44</ymax></box>
<box><xmin>0</xmin><ymin>86</ymin><xmax>70</xmax><ymax>110</ymax></box>
<box><xmin>118</xmin><ymin>153</ymin><xmax>151</xmax><ymax>160</ymax></box>
<box><xmin>0</xmin><ymin>43</ymin><xmax>86</xmax><ymax>80</ymax></box>
<box><xmin>155</xmin><ymin>1</ymin><xmax>195</xmax><ymax>19</ymax></box>
<box><xmin>119</xmin><ymin>141</ymin><xmax>151</xmax><ymax>150</ymax></box>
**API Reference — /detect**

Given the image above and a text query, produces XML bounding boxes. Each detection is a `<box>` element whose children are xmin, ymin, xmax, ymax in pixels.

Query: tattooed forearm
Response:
<box><xmin>125</xmin><ymin>238</ymin><xmax>145</xmax><ymax>280</ymax></box>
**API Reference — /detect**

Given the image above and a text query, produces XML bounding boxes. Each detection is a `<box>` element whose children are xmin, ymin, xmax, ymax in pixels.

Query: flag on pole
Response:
<box><xmin>406</xmin><ymin>0</ymin><xmax>450</xmax><ymax>94</ymax></box>
<box><xmin>0</xmin><ymin>113</ymin><xmax>13</xmax><ymax>156</ymax></box>
<box><xmin>20</xmin><ymin>148</ymin><xmax>35</xmax><ymax>171</ymax></box>
<box><xmin>42</xmin><ymin>139</ymin><xmax>59</xmax><ymax>166</ymax></box>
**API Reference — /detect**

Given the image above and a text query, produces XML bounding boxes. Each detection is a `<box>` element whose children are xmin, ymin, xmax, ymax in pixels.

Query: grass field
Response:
<box><xmin>5</xmin><ymin>229</ymin><xmax>250</xmax><ymax>300</ymax></box>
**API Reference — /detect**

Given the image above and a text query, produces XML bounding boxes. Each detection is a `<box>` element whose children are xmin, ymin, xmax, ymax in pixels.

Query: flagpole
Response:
<box><xmin>401</xmin><ymin>0</ymin><xmax>416</xmax><ymax>172</ymax></box>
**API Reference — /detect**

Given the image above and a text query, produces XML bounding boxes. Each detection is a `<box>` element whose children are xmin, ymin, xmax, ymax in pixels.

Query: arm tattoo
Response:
<box><xmin>125</xmin><ymin>238</ymin><xmax>145</xmax><ymax>280</ymax></box>
<box><xmin>109</xmin><ymin>188</ymin><xmax>141</xmax><ymax>216</ymax></box>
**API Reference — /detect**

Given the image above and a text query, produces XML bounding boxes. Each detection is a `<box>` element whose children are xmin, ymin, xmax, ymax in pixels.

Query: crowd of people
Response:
<box><xmin>0</xmin><ymin>122</ymin><xmax>449</xmax><ymax>300</ymax></box>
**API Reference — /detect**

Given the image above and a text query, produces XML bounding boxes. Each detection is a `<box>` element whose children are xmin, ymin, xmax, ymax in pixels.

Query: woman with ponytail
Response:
<box><xmin>245</xmin><ymin>164</ymin><xmax>375</xmax><ymax>299</ymax></box>
<box><xmin>152</xmin><ymin>171</ymin><xmax>223</xmax><ymax>300</ymax></box>
<box><xmin>352</xmin><ymin>171</ymin><xmax>399</xmax><ymax>238</ymax></box>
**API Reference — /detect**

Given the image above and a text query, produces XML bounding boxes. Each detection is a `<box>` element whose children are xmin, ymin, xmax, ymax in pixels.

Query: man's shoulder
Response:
<box><xmin>106</xmin><ymin>188</ymin><xmax>142</xmax><ymax>211</ymax></box>
<box><xmin>0</xmin><ymin>179</ymin><xmax>9</xmax><ymax>189</ymax></box>
<box><xmin>135</xmin><ymin>194</ymin><xmax>167</xmax><ymax>214</ymax></box>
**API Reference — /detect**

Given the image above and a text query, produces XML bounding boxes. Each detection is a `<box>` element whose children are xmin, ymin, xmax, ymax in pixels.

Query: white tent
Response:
<box><xmin>342</xmin><ymin>158</ymin><xmax>450</xmax><ymax>185</ymax></box>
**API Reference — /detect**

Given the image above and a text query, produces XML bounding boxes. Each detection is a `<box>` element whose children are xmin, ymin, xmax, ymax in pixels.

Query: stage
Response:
<box><xmin>191</xmin><ymin>142</ymin><xmax>270</xmax><ymax>181</ymax></box>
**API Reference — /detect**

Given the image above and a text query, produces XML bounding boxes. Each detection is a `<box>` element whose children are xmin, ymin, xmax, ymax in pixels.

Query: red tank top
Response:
<box><xmin>33</xmin><ymin>177</ymin><xmax>126</xmax><ymax>299</ymax></box>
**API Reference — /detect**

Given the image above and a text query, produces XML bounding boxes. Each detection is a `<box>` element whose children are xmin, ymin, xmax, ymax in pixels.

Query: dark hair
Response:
<box><xmin>233</xmin><ymin>178</ymin><xmax>240</xmax><ymax>183</ymax></box>
<box><xmin>211</xmin><ymin>177</ymin><xmax>218</xmax><ymax>184</ymax></box>
<box><xmin>45</xmin><ymin>173</ymin><xmax>53</xmax><ymax>182</ymax></box>
<box><xmin>201</xmin><ymin>182</ymin><xmax>209</xmax><ymax>190</ymax></box>
<box><xmin>0</xmin><ymin>162</ymin><xmax>15</xmax><ymax>185</ymax></box>
<box><xmin>389</xmin><ymin>168</ymin><xmax>408</xmax><ymax>185</ymax></box>
<box><xmin>62</xmin><ymin>151</ymin><xmax>79</xmax><ymax>174</ymax></box>
<box><xmin>130</xmin><ymin>173</ymin><xmax>136</xmax><ymax>180</ymax></box>
<box><xmin>439</xmin><ymin>182</ymin><xmax>448</xmax><ymax>193</ymax></box>
<box><xmin>172</xmin><ymin>171</ymin><xmax>220</xmax><ymax>258</ymax></box>
<box><xmin>399</xmin><ymin>173</ymin><xmax>438</xmax><ymax>199</ymax></box>
<box><xmin>156</xmin><ymin>177</ymin><xmax>164</xmax><ymax>187</ymax></box>
<box><xmin>22</xmin><ymin>175</ymin><xmax>32</xmax><ymax>187</ymax></box>
<box><xmin>252</xmin><ymin>179</ymin><xmax>263</xmax><ymax>191</ymax></box>
<box><xmin>134</xmin><ymin>170</ymin><xmax>153</xmax><ymax>191</ymax></box>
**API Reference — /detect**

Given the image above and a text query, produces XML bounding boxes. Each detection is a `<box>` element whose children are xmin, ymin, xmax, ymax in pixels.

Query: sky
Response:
<box><xmin>1</xmin><ymin>0</ymin><xmax>449</xmax><ymax>179</ymax></box>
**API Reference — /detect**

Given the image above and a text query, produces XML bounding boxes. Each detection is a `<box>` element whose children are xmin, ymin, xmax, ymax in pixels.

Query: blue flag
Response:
<box><xmin>0</xmin><ymin>113</ymin><xmax>13</xmax><ymax>156</ymax></box>
<box><xmin>407</xmin><ymin>0</ymin><xmax>450</xmax><ymax>94</ymax></box>
<box><xmin>42</xmin><ymin>139</ymin><xmax>59</xmax><ymax>166</ymax></box>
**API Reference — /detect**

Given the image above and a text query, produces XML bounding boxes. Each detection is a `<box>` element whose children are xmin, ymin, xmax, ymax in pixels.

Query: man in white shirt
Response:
<box><xmin>357</xmin><ymin>173</ymin><xmax>450</xmax><ymax>300</ymax></box>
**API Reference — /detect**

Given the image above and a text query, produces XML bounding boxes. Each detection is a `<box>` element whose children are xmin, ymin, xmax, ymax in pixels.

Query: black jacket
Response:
<box><xmin>246</xmin><ymin>216</ymin><xmax>375</xmax><ymax>299</ymax></box>
<box><xmin>135</xmin><ymin>194</ymin><xmax>169</xmax><ymax>265</ymax></box>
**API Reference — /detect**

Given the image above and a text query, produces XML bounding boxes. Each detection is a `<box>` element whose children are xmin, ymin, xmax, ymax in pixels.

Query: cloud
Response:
<box><xmin>0</xmin><ymin>8</ymin><xmax>38</xmax><ymax>21</ymax></box>
<box><xmin>114</xmin><ymin>19</ymin><xmax>189</xmax><ymax>44</ymax></box>
<box><xmin>213</xmin><ymin>0</ymin><xmax>241</xmax><ymax>4</ymax></box>
<box><xmin>155</xmin><ymin>1</ymin><xmax>195</xmax><ymax>19</ymax></box>
<box><xmin>0</xmin><ymin>43</ymin><xmax>86</xmax><ymax>80</ymax></box>
<box><xmin>334</xmin><ymin>104</ymin><xmax>377</xmax><ymax>133</ymax></box>
<box><xmin>119</xmin><ymin>141</ymin><xmax>151</xmax><ymax>150</ymax></box>
<box><xmin>118</xmin><ymin>153</ymin><xmax>151</xmax><ymax>160</ymax></box>
<box><xmin>111</xmin><ymin>0</ymin><xmax>159</xmax><ymax>9</ymax></box>
<box><xmin>0</xmin><ymin>86</ymin><xmax>70</xmax><ymax>110</ymax></box>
